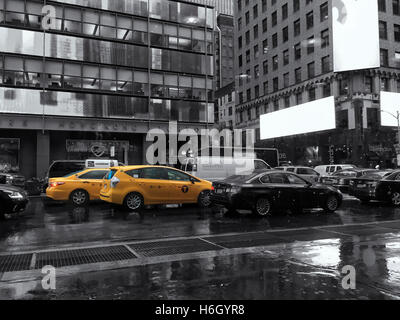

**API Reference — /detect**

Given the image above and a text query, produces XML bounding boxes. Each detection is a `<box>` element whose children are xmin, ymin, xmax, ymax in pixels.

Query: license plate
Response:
<box><xmin>357</xmin><ymin>184</ymin><xmax>367</xmax><ymax>188</ymax></box>
<box><xmin>216</xmin><ymin>189</ymin><xmax>224</xmax><ymax>194</ymax></box>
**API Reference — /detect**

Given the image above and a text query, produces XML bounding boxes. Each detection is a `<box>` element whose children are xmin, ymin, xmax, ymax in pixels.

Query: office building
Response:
<box><xmin>0</xmin><ymin>0</ymin><xmax>215</xmax><ymax>177</ymax></box>
<box><xmin>234</xmin><ymin>0</ymin><xmax>400</xmax><ymax>167</ymax></box>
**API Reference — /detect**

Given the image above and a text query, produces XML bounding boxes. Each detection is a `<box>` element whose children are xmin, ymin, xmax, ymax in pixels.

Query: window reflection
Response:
<box><xmin>1</xmin><ymin>0</ymin><xmax>212</xmax><ymax>55</ymax></box>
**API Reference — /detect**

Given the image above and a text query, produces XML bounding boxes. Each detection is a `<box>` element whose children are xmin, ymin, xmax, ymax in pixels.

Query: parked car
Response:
<box><xmin>46</xmin><ymin>168</ymin><xmax>110</xmax><ymax>205</ymax></box>
<box><xmin>350</xmin><ymin>170</ymin><xmax>400</xmax><ymax>206</ymax></box>
<box><xmin>210</xmin><ymin>171</ymin><xmax>343</xmax><ymax>217</ymax></box>
<box><xmin>0</xmin><ymin>184</ymin><xmax>29</xmax><ymax>219</ymax></box>
<box><xmin>0</xmin><ymin>172</ymin><xmax>25</xmax><ymax>188</ymax></box>
<box><xmin>275</xmin><ymin>166</ymin><xmax>320</xmax><ymax>182</ymax></box>
<box><xmin>100</xmin><ymin>165</ymin><xmax>213</xmax><ymax>210</ymax></box>
<box><xmin>319</xmin><ymin>168</ymin><xmax>378</xmax><ymax>193</ymax></box>
<box><xmin>348</xmin><ymin>170</ymin><xmax>393</xmax><ymax>203</ymax></box>
<box><xmin>314</xmin><ymin>164</ymin><xmax>357</xmax><ymax>177</ymax></box>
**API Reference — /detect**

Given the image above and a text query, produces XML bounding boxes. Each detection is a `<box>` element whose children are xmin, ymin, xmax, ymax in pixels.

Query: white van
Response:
<box><xmin>314</xmin><ymin>164</ymin><xmax>356</xmax><ymax>177</ymax></box>
<box><xmin>182</xmin><ymin>156</ymin><xmax>271</xmax><ymax>181</ymax></box>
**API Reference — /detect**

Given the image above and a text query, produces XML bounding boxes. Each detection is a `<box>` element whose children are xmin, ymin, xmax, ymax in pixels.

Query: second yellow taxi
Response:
<box><xmin>46</xmin><ymin>168</ymin><xmax>110</xmax><ymax>205</ymax></box>
<box><xmin>100</xmin><ymin>165</ymin><xmax>213</xmax><ymax>210</ymax></box>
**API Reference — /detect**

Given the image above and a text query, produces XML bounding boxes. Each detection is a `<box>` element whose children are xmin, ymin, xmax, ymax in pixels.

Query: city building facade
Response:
<box><xmin>234</xmin><ymin>0</ymin><xmax>400</xmax><ymax>167</ymax></box>
<box><xmin>215</xmin><ymin>81</ymin><xmax>235</xmax><ymax>129</ymax></box>
<box><xmin>0</xmin><ymin>0</ymin><xmax>215</xmax><ymax>178</ymax></box>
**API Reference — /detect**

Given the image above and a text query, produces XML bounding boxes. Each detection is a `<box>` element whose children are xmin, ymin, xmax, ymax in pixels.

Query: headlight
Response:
<box><xmin>4</xmin><ymin>190</ymin><xmax>24</xmax><ymax>200</ymax></box>
<box><xmin>227</xmin><ymin>186</ymin><xmax>241</xmax><ymax>193</ymax></box>
<box><xmin>5</xmin><ymin>176</ymin><xmax>14</xmax><ymax>183</ymax></box>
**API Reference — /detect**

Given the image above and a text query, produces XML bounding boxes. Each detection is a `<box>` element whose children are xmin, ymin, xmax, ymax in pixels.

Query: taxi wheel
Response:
<box><xmin>70</xmin><ymin>189</ymin><xmax>89</xmax><ymax>206</ymax></box>
<box><xmin>124</xmin><ymin>192</ymin><xmax>144</xmax><ymax>211</ymax></box>
<box><xmin>198</xmin><ymin>190</ymin><xmax>212</xmax><ymax>208</ymax></box>
<box><xmin>324</xmin><ymin>195</ymin><xmax>340</xmax><ymax>213</ymax></box>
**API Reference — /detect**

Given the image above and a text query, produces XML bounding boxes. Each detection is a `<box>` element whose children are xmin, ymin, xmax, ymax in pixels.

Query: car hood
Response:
<box><xmin>0</xmin><ymin>184</ymin><xmax>26</xmax><ymax>193</ymax></box>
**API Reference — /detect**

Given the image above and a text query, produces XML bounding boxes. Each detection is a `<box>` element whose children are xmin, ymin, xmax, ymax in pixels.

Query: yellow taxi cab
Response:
<box><xmin>46</xmin><ymin>168</ymin><xmax>110</xmax><ymax>205</ymax></box>
<box><xmin>100</xmin><ymin>165</ymin><xmax>213</xmax><ymax>210</ymax></box>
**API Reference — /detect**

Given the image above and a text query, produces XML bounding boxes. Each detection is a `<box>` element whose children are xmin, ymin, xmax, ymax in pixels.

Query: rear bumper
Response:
<box><xmin>349</xmin><ymin>188</ymin><xmax>377</xmax><ymax>200</ymax></box>
<box><xmin>46</xmin><ymin>188</ymin><xmax>69</xmax><ymax>201</ymax></box>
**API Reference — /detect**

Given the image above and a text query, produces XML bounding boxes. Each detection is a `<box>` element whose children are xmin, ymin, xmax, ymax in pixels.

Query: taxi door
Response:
<box><xmin>165</xmin><ymin>168</ymin><xmax>200</xmax><ymax>203</ymax></box>
<box><xmin>134</xmin><ymin>167</ymin><xmax>171</xmax><ymax>204</ymax></box>
<box><xmin>77</xmin><ymin>169</ymin><xmax>108</xmax><ymax>199</ymax></box>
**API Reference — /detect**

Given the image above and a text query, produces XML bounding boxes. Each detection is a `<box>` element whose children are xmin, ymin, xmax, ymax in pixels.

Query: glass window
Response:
<box><xmin>287</xmin><ymin>174</ymin><xmax>307</xmax><ymax>184</ymax></box>
<box><xmin>79</xmin><ymin>170</ymin><xmax>107</xmax><ymax>179</ymax></box>
<box><xmin>167</xmin><ymin>169</ymin><xmax>192</xmax><ymax>181</ymax></box>
<box><xmin>139</xmin><ymin>167</ymin><xmax>168</xmax><ymax>180</ymax></box>
<box><xmin>267</xmin><ymin>173</ymin><xmax>288</xmax><ymax>184</ymax></box>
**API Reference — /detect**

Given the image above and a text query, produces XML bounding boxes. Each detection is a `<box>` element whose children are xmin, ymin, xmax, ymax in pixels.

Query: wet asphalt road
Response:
<box><xmin>1</xmin><ymin>197</ymin><xmax>400</xmax><ymax>299</ymax></box>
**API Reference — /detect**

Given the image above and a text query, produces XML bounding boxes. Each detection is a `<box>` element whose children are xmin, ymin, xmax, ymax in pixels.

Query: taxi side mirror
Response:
<box><xmin>190</xmin><ymin>177</ymin><xmax>196</xmax><ymax>184</ymax></box>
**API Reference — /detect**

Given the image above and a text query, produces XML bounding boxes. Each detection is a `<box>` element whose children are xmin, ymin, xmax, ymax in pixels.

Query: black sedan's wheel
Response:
<box><xmin>124</xmin><ymin>192</ymin><xmax>144</xmax><ymax>211</ymax></box>
<box><xmin>70</xmin><ymin>189</ymin><xmax>89</xmax><ymax>206</ymax></box>
<box><xmin>198</xmin><ymin>190</ymin><xmax>212</xmax><ymax>208</ymax></box>
<box><xmin>324</xmin><ymin>195</ymin><xmax>340</xmax><ymax>213</ymax></box>
<box><xmin>391</xmin><ymin>192</ymin><xmax>400</xmax><ymax>206</ymax></box>
<box><xmin>253</xmin><ymin>197</ymin><xmax>272</xmax><ymax>217</ymax></box>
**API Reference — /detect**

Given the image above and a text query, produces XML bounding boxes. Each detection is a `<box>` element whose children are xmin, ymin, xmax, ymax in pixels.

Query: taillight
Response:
<box><xmin>50</xmin><ymin>182</ymin><xmax>65</xmax><ymax>188</ymax></box>
<box><xmin>211</xmin><ymin>186</ymin><xmax>215</xmax><ymax>191</ymax></box>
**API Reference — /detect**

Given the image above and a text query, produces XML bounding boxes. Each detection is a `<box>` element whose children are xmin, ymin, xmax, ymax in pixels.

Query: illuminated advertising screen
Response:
<box><xmin>332</xmin><ymin>0</ymin><xmax>380</xmax><ymax>72</ymax></box>
<box><xmin>260</xmin><ymin>96</ymin><xmax>336</xmax><ymax>140</ymax></box>
<box><xmin>380</xmin><ymin>92</ymin><xmax>400</xmax><ymax>127</ymax></box>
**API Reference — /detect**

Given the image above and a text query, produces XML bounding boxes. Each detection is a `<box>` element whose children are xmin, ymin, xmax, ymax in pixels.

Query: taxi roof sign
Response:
<box><xmin>85</xmin><ymin>159</ymin><xmax>118</xmax><ymax>169</ymax></box>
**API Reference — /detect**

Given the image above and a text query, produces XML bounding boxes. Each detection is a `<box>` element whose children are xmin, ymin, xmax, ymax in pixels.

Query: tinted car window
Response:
<box><xmin>79</xmin><ymin>170</ymin><xmax>107</xmax><ymax>180</ymax></box>
<box><xmin>268</xmin><ymin>173</ymin><xmax>288</xmax><ymax>184</ymax></box>
<box><xmin>260</xmin><ymin>174</ymin><xmax>270</xmax><ymax>184</ymax></box>
<box><xmin>125</xmin><ymin>169</ymin><xmax>141</xmax><ymax>178</ymax></box>
<box><xmin>140</xmin><ymin>167</ymin><xmax>168</xmax><ymax>180</ymax></box>
<box><xmin>286</xmin><ymin>168</ymin><xmax>295</xmax><ymax>172</ymax></box>
<box><xmin>297</xmin><ymin>168</ymin><xmax>316</xmax><ymax>175</ymax></box>
<box><xmin>287</xmin><ymin>174</ymin><xmax>307</xmax><ymax>185</ymax></box>
<box><xmin>167</xmin><ymin>169</ymin><xmax>191</xmax><ymax>181</ymax></box>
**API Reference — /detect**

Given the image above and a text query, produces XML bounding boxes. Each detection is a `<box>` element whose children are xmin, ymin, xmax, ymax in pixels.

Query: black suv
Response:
<box><xmin>43</xmin><ymin>160</ymin><xmax>86</xmax><ymax>191</ymax></box>
<box><xmin>0</xmin><ymin>184</ymin><xmax>29</xmax><ymax>219</ymax></box>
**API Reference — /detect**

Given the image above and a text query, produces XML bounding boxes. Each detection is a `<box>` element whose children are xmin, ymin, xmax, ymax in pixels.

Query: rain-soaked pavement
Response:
<box><xmin>1</xmin><ymin>196</ymin><xmax>400</xmax><ymax>299</ymax></box>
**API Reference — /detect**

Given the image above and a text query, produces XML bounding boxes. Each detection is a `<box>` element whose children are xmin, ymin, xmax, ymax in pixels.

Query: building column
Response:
<box><xmin>36</xmin><ymin>131</ymin><xmax>50</xmax><ymax>178</ymax></box>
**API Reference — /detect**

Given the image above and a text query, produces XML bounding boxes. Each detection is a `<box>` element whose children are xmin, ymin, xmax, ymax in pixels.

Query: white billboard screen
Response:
<box><xmin>332</xmin><ymin>0</ymin><xmax>380</xmax><ymax>72</ymax></box>
<box><xmin>381</xmin><ymin>92</ymin><xmax>400</xmax><ymax>127</ymax></box>
<box><xmin>260</xmin><ymin>96</ymin><xmax>336</xmax><ymax>140</ymax></box>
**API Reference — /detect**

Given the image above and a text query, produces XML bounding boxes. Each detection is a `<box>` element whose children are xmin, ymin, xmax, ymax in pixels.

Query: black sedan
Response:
<box><xmin>348</xmin><ymin>170</ymin><xmax>393</xmax><ymax>203</ymax></box>
<box><xmin>0</xmin><ymin>184</ymin><xmax>29</xmax><ymax>219</ymax></box>
<box><xmin>353</xmin><ymin>170</ymin><xmax>400</xmax><ymax>206</ymax></box>
<box><xmin>319</xmin><ymin>168</ymin><xmax>378</xmax><ymax>193</ymax></box>
<box><xmin>211</xmin><ymin>171</ymin><xmax>343</xmax><ymax>217</ymax></box>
